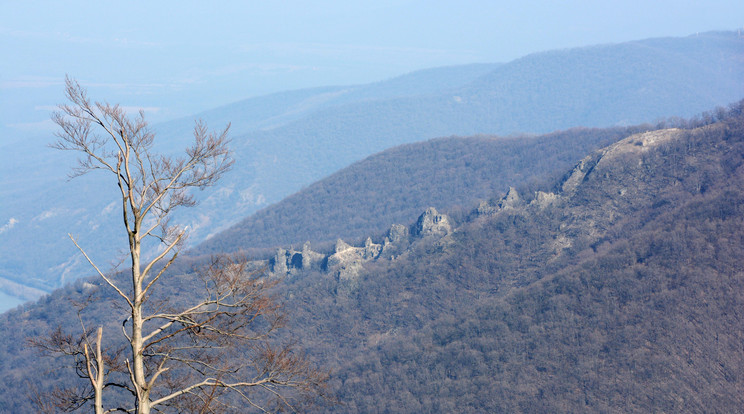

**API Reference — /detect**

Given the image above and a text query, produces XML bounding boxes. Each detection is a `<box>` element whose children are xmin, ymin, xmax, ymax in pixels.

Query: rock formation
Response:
<box><xmin>530</xmin><ymin>191</ymin><xmax>559</xmax><ymax>208</ymax></box>
<box><xmin>301</xmin><ymin>241</ymin><xmax>325</xmax><ymax>270</ymax></box>
<box><xmin>327</xmin><ymin>237</ymin><xmax>383</xmax><ymax>280</ymax></box>
<box><xmin>269</xmin><ymin>207</ymin><xmax>453</xmax><ymax>280</ymax></box>
<box><xmin>270</xmin><ymin>242</ymin><xmax>324</xmax><ymax>275</ymax></box>
<box><xmin>476</xmin><ymin>187</ymin><xmax>523</xmax><ymax>216</ymax></box>
<box><xmin>413</xmin><ymin>207</ymin><xmax>452</xmax><ymax>237</ymax></box>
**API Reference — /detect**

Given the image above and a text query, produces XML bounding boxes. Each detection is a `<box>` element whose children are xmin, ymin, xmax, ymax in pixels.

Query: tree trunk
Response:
<box><xmin>92</xmin><ymin>327</ymin><xmax>104</xmax><ymax>414</ymax></box>
<box><xmin>130</xmin><ymin>239</ymin><xmax>151</xmax><ymax>414</ymax></box>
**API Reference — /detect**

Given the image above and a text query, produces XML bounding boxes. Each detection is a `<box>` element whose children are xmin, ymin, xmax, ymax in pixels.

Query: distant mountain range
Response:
<box><xmin>1</xmin><ymin>103</ymin><xmax>741</xmax><ymax>412</ymax></box>
<box><xmin>0</xmin><ymin>31</ymin><xmax>742</xmax><ymax>311</ymax></box>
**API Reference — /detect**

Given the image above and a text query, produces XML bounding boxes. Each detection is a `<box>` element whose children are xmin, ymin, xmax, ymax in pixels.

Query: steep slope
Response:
<box><xmin>1</xmin><ymin>31</ymin><xmax>742</xmax><ymax>311</ymax></box>
<box><xmin>0</xmin><ymin>64</ymin><xmax>499</xmax><ymax>307</ymax></box>
<box><xmin>195</xmin><ymin>125</ymin><xmax>644</xmax><ymax>255</ymax></box>
<box><xmin>271</xmin><ymin>103</ymin><xmax>744</xmax><ymax>412</ymax></box>
<box><xmin>1</xmin><ymin>105</ymin><xmax>741</xmax><ymax>412</ymax></box>
<box><xmin>234</xmin><ymin>31</ymin><xmax>743</xmax><ymax>211</ymax></box>
<box><xmin>194</xmin><ymin>31</ymin><xmax>744</xmax><ymax>257</ymax></box>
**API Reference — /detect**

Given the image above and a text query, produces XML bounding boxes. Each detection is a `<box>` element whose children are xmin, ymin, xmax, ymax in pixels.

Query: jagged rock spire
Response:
<box><xmin>413</xmin><ymin>207</ymin><xmax>452</xmax><ymax>237</ymax></box>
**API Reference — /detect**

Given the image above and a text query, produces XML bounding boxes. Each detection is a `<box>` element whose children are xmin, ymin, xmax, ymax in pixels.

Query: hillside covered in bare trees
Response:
<box><xmin>1</xmin><ymin>102</ymin><xmax>742</xmax><ymax>411</ymax></box>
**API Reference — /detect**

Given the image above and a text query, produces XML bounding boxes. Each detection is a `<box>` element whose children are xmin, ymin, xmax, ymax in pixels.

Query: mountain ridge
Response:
<box><xmin>1</xmin><ymin>104</ymin><xmax>741</xmax><ymax>411</ymax></box>
<box><xmin>278</xmin><ymin>104</ymin><xmax>744</xmax><ymax>412</ymax></box>
<box><xmin>1</xmin><ymin>30</ymin><xmax>742</xmax><ymax>310</ymax></box>
<box><xmin>193</xmin><ymin>125</ymin><xmax>648</xmax><ymax>256</ymax></box>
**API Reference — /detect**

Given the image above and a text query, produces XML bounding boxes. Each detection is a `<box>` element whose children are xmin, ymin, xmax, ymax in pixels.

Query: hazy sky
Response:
<box><xmin>2</xmin><ymin>0</ymin><xmax>743</xmax><ymax>132</ymax></box>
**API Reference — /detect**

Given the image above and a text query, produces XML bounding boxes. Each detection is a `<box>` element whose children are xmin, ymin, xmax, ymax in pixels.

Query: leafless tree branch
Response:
<box><xmin>34</xmin><ymin>77</ymin><xmax>328</xmax><ymax>413</ymax></box>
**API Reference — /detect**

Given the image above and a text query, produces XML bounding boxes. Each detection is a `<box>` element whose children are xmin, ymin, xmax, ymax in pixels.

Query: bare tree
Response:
<box><xmin>35</xmin><ymin>77</ymin><xmax>327</xmax><ymax>413</ymax></box>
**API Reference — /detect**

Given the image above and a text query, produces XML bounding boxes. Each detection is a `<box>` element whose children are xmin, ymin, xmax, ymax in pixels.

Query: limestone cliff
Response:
<box><xmin>269</xmin><ymin>207</ymin><xmax>453</xmax><ymax>280</ymax></box>
<box><xmin>412</xmin><ymin>207</ymin><xmax>452</xmax><ymax>237</ymax></box>
<box><xmin>270</xmin><ymin>128</ymin><xmax>691</xmax><ymax>283</ymax></box>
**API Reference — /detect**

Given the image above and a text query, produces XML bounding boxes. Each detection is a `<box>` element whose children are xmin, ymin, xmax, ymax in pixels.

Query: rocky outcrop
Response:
<box><xmin>386</xmin><ymin>224</ymin><xmax>409</xmax><ymax>245</ymax></box>
<box><xmin>476</xmin><ymin>187</ymin><xmax>524</xmax><ymax>216</ymax></box>
<box><xmin>363</xmin><ymin>237</ymin><xmax>382</xmax><ymax>259</ymax></box>
<box><xmin>476</xmin><ymin>200</ymin><xmax>498</xmax><ymax>216</ymax></box>
<box><xmin>561</xmin><ymin>153</ymin><xmax>601</xmax><ymax>196</ymax></box>
<box><xmin>301</xmin><ymin>241</ymin><xmax>325</xmax><ymax>270</ymax></box>
<box><xmin>270</xmin><ymin>248</ymin><xmax>290</xmax><ymax>275</ymax></box>
<box><xmin>560</xmin><ymin>129</ymin><xmax>681</xmax><ymax>196</ymax></box>
<box><xmin>499</xmin><ymin>187</ymin><xmax>523</xmax><ymax>209</ymax></box>
<box><xmin>413</xmin><ymin>207</ymin><xmax>452</xmax><ymax>237</ymax></box>
<box><xmin>530</xmin><ymin>191</ymin><xmax>559</xmax><ymax>208</ymax></box>
<box><xmin>327</xmin><ymin>237</ymin><xmax>383</xmax><ymax>280</ymax></box>
<box><xmin>270</xmin><ymin>207</ymin><xmax>453</xmax><ymax>280</ymax></box>
<box><xmin>382</xmin><ymin>224</ymin><xmax>410</xmax><ymax>256</ymax></box>
<box><xmin>269</xmin><ymin>128</ymin><xmax>692</xmax><ymax>287</ymax></box>
<box><xmin>270</xmin><ymin>242</ymin><xmax>324</xmax><ymax>275</ymax></box>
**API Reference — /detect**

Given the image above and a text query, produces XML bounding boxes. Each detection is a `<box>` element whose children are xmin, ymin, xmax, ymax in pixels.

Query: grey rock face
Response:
<box><xmin>334</xmin><ymin>239</ymin><xmax>352</xmax><ymax>253</ymax></box>
<box><xmin>327</xmin><ymin>237</ymin><xmax>383</xmax><ymax>280</ymax></box>
<box><xmin>271</xmin><ymin>242</ymin><xmax>324</xmax><ymax>275</ymax></box>
<box><xmin>363</xmin><ymin>237</ymin><xmax>382</xmax><ymax>259</ymax></box>
<box><xmin>498</xmin><ymin>187</ymin><xmax>522</xmax><ymax>209</ymax></box>
<box><xmin>271</xmin><ymin>207</ymin><xmax>452</xmax><ymax>280</ymax></box>
<box><xmin>561</xmin><ymin>155</ymin><xmax>599</xmax><ymax>196</ymax></box>
<box><xmin>301</xmin><ymin>241</ymin><xmax>325</xmax><ymax>270</ymax></box>
<box><xmin>476</xmin><ymin>187</ymin><xmax>523</xmax><ymax>216</ymax></box>
<box><xmin>387</xmin><ymin>224</ymin><xmax>409</xmax><ymax>244</ymax></box>
<box><xmin>476</xmin><ymin>200</ymin><xmax>498</xmax><ymax>216</ymax></box>
<box><xmin>271</xmin><ymin>248</ymin><xmax>289</xmax><ymax>274</ymax></box>
<box><xmin>413</xmin><ymin>207</ymin><xmax>452</xmax><ymax>237</ymax></box>
<box><xmin>531</xmin><ymin>191</ymin><xmax>559</xmax><ymax>208</ymax></box>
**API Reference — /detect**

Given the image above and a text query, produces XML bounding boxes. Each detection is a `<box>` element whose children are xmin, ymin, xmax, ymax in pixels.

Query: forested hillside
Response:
<box><xmin>196</xmin><ymin>125</ymin><xmax>648</xmax><ymax>255</ymax></box>
<box><xmin>2</xmin><ymin>31</ymin><xmax>741</xmax><ymax>309</ymax></box>
<box><xmin>238</xmin><ymin>31</ymin><xmax>744</xmax><ymax>205</ymax></box>
<box><xmin>274</xmin><ymin>102</ymin><xmax>744</xmax><ymax>412</ymax></box>
<box><xmin>1</xmin><ymin>104</ymin><xmax>742</xmax><ymax>412</ymax></box>
<box><xmin>0</xmin><ymin>63</ymin><xmax>500</xmax><ymax>307</ymax></box>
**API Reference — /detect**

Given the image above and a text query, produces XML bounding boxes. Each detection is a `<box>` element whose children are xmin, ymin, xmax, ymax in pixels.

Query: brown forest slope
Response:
<box><xmin>277</xmin><ymin>103</ymin><xmax>744</xmax><ymax>412</ymax></box>
<box><xmin>0</xmin><ymin>104</ymin><xmax>742</xmax><ymax>412</ymax></box>
<box><xmin>195</xmin><ymin>125</ymin><xmax>649</xmax><ymax>256</ymax></box>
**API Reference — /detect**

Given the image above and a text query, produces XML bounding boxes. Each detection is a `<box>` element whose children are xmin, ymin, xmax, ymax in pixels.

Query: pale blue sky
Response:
<box><xmin>2</xmin><ymin>0</ymin><xmax>743</xmax><ymax>134</ymax></box>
